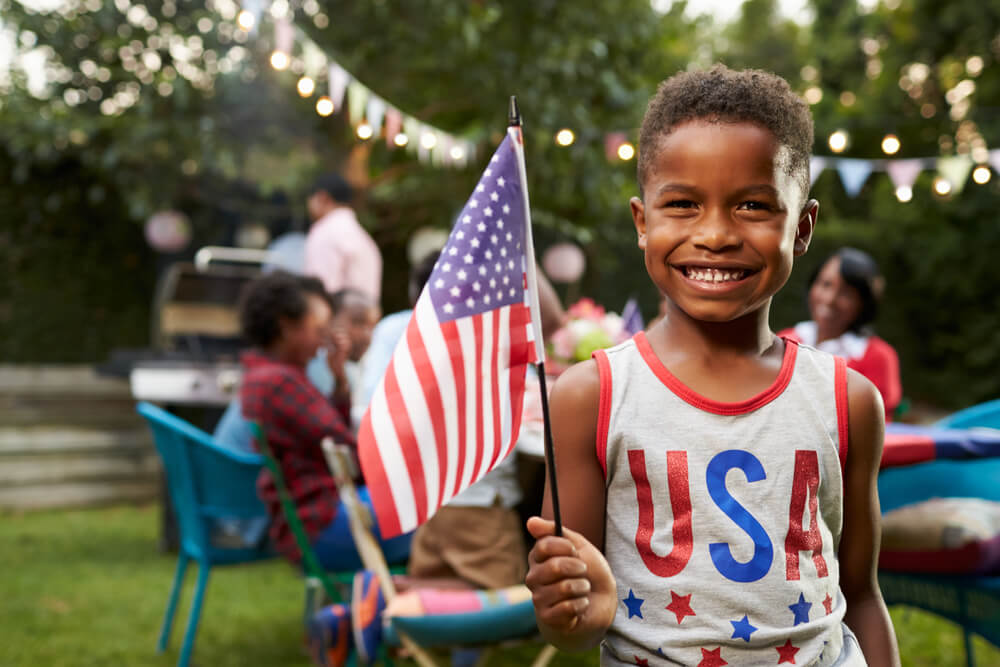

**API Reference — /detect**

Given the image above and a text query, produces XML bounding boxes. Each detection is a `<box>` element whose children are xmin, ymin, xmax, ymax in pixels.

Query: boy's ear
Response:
<box><xmin>630</xmin><ymin>196</ymin><xmax>647</xmax><ymax>250</ymax></box>
<box><xmin>794</xmin><ymin>198</ymin><xmax>819</xmax><ymax>256</ymax></box>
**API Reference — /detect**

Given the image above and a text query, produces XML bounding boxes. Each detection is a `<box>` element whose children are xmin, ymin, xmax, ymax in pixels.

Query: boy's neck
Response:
<box><xmin>657</xmin><ymin>303</ymin><xmax>776</xmax><ymax>358</ymax></box>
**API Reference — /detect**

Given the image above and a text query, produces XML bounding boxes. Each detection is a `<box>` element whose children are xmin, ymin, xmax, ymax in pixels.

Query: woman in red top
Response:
<box><xmin>780</xmin><ymin>247</ymin><xmax>902</xmax><ymax>420</ymax></box>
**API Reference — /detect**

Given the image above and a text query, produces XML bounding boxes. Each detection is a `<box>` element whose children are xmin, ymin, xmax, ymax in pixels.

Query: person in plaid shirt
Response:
<box><xmin>238</xmin><ymin>271</ymin><xmax>411</xmax><ymax>569</ymax></box>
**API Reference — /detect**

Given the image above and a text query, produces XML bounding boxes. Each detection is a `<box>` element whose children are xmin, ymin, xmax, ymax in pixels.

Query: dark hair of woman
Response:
<box><xmin>808</xmin><ymin>247</ymin><xmax>884</xmax><ymax>333</ymax></box>
<box><xmin>239</xmin><ymin>271</ymin><xmax>330</xmax><ymax>348</ymax></box>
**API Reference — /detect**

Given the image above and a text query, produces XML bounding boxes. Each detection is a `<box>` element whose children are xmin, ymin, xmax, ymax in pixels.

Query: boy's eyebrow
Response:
<box><xmin>654</xmin><ymin>183</ymin><xmax>703</xmax><ymax>196</ymax></box>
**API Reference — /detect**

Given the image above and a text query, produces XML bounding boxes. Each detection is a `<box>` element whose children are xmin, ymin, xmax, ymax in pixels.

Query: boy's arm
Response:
<box><xmin>839</xmin><ymin>369</ymin><xmax>900</xmax><ymax>666</ymax></box>
<box><xmin>525</xmin><ymin>359</ymin><xmax>617</xmax><ymax>651</ymax></box>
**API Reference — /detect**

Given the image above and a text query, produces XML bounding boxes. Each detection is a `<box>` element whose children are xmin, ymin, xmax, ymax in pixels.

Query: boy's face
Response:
<box><xmin>630</xmin><ymin>120</ymin><xmax>818</xmax><ymax>325</ymax></box>
<box><xmin>330</xmin><ymin>300</ymin><xmax>375</xmax><ymax>361</ymax></box>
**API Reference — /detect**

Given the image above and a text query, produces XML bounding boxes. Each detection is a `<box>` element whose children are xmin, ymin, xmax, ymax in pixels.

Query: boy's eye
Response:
<box><xmin>664</xmin><ymin>199</ymin><xmax>697</xmax><ymax>209</ymax></box>
<box><xmin>737</xmin><ymin>200</ymin><xmax>772</xmax><ymax>211</ymax></box>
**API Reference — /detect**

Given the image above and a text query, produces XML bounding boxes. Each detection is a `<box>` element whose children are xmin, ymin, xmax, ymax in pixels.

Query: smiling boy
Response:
<box><xmin>525</xmin><ymin>66</ymin><xmax>899</xmax><ymax>666</ymax></box>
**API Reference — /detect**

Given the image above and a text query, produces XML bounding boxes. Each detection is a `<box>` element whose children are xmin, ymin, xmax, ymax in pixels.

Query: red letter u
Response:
<box><xmin>628</xmin><ymin>450</ymin><xmax>693</xmax><ymax>577</ymax></box>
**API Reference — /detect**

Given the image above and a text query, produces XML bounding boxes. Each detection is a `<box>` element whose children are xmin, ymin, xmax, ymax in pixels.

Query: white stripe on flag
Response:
<box><xmin>368</xmin><ymin>379</ymin><xmax>418</xmax><ymax>531</ymax></box>
<box><xmin>477</xmin><ymin>309</ymin><xmax>495</xmax><ymax>482</ymax></box>
<box><xmin>390</xmin><ymin>329</ymin><xmax>440</xmax><ymax>516</ymax></box>
<box><xmin>455</xmin><ymin>316</ymin><xmax>478</xmax><ymax>493</ymax></box>
<box><xmin>497</xmin><ymin>305</ymin><xmax>513</xmax><ymax>465</ymax></box>
<box><xmin>414</xmin><ymin>295</ymin><xmax>459</xmax><ymax>504</ymax></box>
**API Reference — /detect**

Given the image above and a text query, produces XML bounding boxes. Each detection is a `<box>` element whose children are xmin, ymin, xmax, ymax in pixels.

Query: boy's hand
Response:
<box><xmin>324</xmin><ymin>328</ymin><xmax>351</xmax><ymax>380</ymax></box>
<box><xmin>525</xmin><ymin>516</ymin><xmax>617</xmax><ymax>651</ymax></box>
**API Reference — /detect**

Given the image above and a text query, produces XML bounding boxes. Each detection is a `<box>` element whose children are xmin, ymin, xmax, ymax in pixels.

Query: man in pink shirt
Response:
<box><xmin>304</xmin><ymin>173</ymin><xmax>382</xmax><ymax>307</ymax></box>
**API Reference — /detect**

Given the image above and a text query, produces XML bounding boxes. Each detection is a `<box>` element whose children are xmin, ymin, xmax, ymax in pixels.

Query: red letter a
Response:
<box><xmin>785</xmin><ymin>450</ymin><xmax>828</xmax><ymax>580</ymax></box>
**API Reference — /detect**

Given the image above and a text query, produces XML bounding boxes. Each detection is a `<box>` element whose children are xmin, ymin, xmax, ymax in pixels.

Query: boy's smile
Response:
<box><xmin>631</xmin><ymin>120</ymin><xmax>817</xmax><ymax>326</ymax></box>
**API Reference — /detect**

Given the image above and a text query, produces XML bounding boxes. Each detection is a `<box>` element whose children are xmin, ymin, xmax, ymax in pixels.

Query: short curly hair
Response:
<box><xmin>239</xmin><ymin>271</ymin><xmax>330</xmax><ymax>348</ymax></box>
<box><xmin>637</xmin><ymin>64</ymin><xmax>814</xmax><ymax>200</ymax></box>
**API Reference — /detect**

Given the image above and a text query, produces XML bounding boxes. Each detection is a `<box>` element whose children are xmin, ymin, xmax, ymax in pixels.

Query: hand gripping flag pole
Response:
<box><xmin>508</xmin><ymin>96</ymin><xmax>563</xmax><ymax>537</ymax></box>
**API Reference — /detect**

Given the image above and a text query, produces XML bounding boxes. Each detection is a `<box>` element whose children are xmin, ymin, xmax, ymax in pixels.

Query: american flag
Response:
<box><xmin>358</xmin><ymin>131</ymin><xmax>541</xmax><ymax>538</ymax></box>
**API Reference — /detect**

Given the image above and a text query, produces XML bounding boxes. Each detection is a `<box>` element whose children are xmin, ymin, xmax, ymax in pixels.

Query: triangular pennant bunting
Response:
<box><xmin>835</xmin><ymin>158</ymin><xmax>874</xmax><ymax>197</ymax></box>
<box><xmin>937</xmin><ymin>155</ymin><xmax>974</xmax><ymax>194</ymax></box>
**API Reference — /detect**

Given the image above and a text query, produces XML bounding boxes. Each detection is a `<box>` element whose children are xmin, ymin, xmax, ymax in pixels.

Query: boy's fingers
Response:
<box><xmin>528</xmin><ymin>536</ymin><xmax>579</xmax><ymax>563</ymax></box>
<box><xmin>534</xmin><ymin>595</ymin><xmax>590</xmax><ymax>629</ymax></box>
<box><xmin>525</xmin><ymin>516</ymin><xmax>555</xmax><ymax>539</ymax></box>
<box><xmin>525</xmin><ymin>556</ymin><xmax>588</xmax><ymax>587</ymax></box>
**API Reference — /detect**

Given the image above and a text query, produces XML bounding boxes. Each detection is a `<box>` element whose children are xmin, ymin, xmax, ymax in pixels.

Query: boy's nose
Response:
<box><xmin>692</xmin><ymin>212</ymin><xmax>741</xmax><ymax>251</ymax></box>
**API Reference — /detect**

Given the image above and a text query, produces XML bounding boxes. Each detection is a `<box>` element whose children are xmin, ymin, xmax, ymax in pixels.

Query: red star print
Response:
<box><xmin>697</xmin><ymin>647</ymin><xmax>728</xmax><ymax>667</ymax></box>
<box><xmin>822</xmin><ymin>593</ymin><xmax>833</xmax><ymax>615</ymax></box>
<box><xmin>634</xmin><ymin>657</ymin><xmax>649</xmax><ymax>666</ymax></box>
<box><xmin>666</xmin><ymin>591</ymin><xmax>696</xmax><ymax>624</ymax></box>
<box><xmin>776</xmin><ymin>639</ymin><xmax>800</xmax><ymax>664</ymax></box>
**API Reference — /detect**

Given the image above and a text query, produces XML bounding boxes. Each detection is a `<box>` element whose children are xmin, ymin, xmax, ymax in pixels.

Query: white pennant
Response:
<box><xmin>366</xmin><ymin>96</ymin><xmax>387</xmax><ymax>135</ymax></box>
<box><xmin>327</xmin><ymin>62</ymin><xmax>350</xmax><ymax>109</ymax></box>
<box><xmin>809</xmin><ymin>156</ymin><xmax>826</xmax><ymax>187</ymax></box>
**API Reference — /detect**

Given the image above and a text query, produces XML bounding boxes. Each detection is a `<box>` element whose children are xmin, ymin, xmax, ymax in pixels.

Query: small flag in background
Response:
<box><xmin>358</xmin><ymin>133</ymin><xmax>538</xmax><ymax>538</ymax></box>
<box><xmin>622</xmin><ymin>297</ymin><xmax>645</xmax><ymax>336</ymax></box>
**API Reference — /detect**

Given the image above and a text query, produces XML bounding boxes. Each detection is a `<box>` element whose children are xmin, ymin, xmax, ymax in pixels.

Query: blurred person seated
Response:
<box><xmin>780</xmin><ymin>246</ymin><xmax>902</xmax><ymax>419</ymax></box>
<box><xmin>236</xmin><ymin>271</ymin><xmax>410</xmax><ymax>570</ymax></box>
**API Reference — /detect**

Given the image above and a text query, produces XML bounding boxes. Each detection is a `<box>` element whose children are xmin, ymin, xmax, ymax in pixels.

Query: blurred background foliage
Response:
<box><xmin>1</xmin><ymin>0</ymin><xmax>999</xmax><ymax>409</ymax></box>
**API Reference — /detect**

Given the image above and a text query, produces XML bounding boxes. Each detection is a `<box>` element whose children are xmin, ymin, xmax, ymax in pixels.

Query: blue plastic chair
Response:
<box><xmin>137</xmin><ymin>401</ymin><xmax>275</xmax><ymax>667</ymax></box>
<box><xmin>879</xmin><ymin>399</ymin><xmax>1000</xmax><ymax>666</ymax></box>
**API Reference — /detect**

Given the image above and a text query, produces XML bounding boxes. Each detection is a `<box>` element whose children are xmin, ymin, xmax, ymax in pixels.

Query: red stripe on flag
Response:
<box><xmin>440</xmin><ymin>320</ymin><xmax>468</xmax><ymax>499</ymax></box>
<box><xmin>382</xmin><ymin>359</ymin><xmax>429</xmax><ymax>525</ymax></box>
<box><xmin>506</xmin><ymin>304</ymin><xmax>530</xmax><ymax>459</ymax></box>
<box><xmin>405</xmin><ymin>318</ymin><xmax>450</xmax><ymax>509</ymax></box>
<box><xmin>488</xmin><ymin>308</ymin><xmax>503</xmax><ymax>469</ymax></box>
<box><xmin>357</xmin><ymin>409</ymin><xmax>402</xmax><ymax>538</ymax></box>
<box><xmin>470</xmin><ymin>315</ymin><xmax>485</xmax><ymax>484</ymax></box>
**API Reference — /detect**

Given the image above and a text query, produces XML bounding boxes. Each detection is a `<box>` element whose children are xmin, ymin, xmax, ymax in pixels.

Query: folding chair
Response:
<box><xmin>322</xmin><ymin>438</ymin><xmax>558</xmax><ymax>667</ymax></box>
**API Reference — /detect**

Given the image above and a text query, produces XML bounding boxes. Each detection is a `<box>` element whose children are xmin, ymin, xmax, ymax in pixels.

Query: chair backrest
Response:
<box><xmin>935</xmin><ymin>398</ymin><xmax>1000</xmax><ymax>430</ymax></box>
<box><xmin>137</xmin><ymin>401</ymin><xmax>268</xmax><ymax>561</ymax></box>
<box><xmin>248</xmin><ymin>421</ymin><xmax>344</xmax><ymax>601</ymax></box>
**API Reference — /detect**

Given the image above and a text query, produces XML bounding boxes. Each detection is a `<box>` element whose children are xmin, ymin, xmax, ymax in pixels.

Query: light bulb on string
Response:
<box><xmin>315</xmin><ymin>96</ymin><xmax>334</xmax><ymax>117</ymax></box>
<box><xmin>972</xmin><ymin>165</ymin><xmax>991</xmax><ymax>184</ymax></box>
<box><xmin>555</xmin><ymin>129</ymin><xmax>575</xmax><ymax>146</ymax></box>
<box><xmin>449</xmin><ymin>145</ymin><xmax>466</xmax><ymax>161</ymax></box>
<box><xmin>269</xmin><ymin>51</ymin><xmax>289</xmax><ymax>71</ymax></box>
<box><xmin>420</xmin><ymin>132</ymin><xmax>437</xmax><ymax>150</ymax></box>
<box><xmin>895</xmin><ymin>185</ymin><xmax>913</xmax><ymax>202</ymax></box>
<box><xmin>828</xmin><ymin>130</ymin><xmax>848</xmax><ymax>153</ymax></box>
<box><xmin>236</xmin><ymin>10</ymin><xmax>255</xmax><ymax>31</ymax></box>
<box><xmin>296</xmin><ymin>76</ymin><xmax>315</xmax><ymax>97</ymax></box>
<box><xmin>881</xmin><ymin>134</ymin><xmax>900</xmax><ymax>155</ymax></box>
<box><xmin>356</xmin><ymin>122</ymin><xmax>374</xmax><ymax>140</ymax></box>
<box><xmin>617</xmin><ymin>142</ymin><xmax>635</xmax><ymax>161</ymax></box>
<box><xmin>933</xmin><ymin>177</ymin><xmax>952</xmax><ymax>196</ymax></box>
<box><xmin>393</xmin><ymin>132</ymin><xmax>409</xmax><ymax>147</ymax></box>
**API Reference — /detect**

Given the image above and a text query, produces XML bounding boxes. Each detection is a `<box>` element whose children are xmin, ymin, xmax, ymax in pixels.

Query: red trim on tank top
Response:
<box><xmin>592</xmin><ymin>349</ymin><xmax>612</xmax><ymax>480</ymax></box>
<box><xmin>633</xmin><ymin>331</ymin><xmax>798</xmax><ymax>416</ymax></box>
<box><xmin>834</xmin><ymin>356</ymin><xmax>849</xmax><ymax>473</ymax></box>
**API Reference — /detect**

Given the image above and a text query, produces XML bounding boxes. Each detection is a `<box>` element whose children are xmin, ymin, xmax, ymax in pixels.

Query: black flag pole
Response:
<box><xmin>508</xmin><ymin>95</ymin><xmax>563</xmax><ymax>537</ymax></box>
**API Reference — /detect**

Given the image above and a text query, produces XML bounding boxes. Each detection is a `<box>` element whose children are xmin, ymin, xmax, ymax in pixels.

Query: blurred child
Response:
<box><xmin>525</xmin><ymin>66</ymin><xmax>899</xmax><ymax>666</ymax></box>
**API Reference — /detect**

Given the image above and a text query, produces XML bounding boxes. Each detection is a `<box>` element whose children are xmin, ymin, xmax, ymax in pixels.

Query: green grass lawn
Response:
<box><xmin>1</xmin><ymin>505</ymin><xmax>997</xmax><ymax>666</ymax></box>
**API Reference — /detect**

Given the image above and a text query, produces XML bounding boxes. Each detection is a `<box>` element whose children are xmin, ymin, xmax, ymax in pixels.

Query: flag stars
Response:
<box><xmin>484</xmin><ymin>207</ymin><xmax>493</xmax><ymax>217</ymax></box>
<box><xmin>497</xmin><ymin>219</ymin><xmax>504</xmax><ymax>228</ymax></box>
<box><xmin>465</xmin><ymin>297</ymin><xmax>475</xmax><ymax>308</ymax></box>
<box><xmin>500</xmin><ymin>247</ymin><xmax>507</xmax><ymax>257</ymax></box>
<box><xmin>490</xmin><ymin>191</ymin><xmax>499</xmax><ymax>201</ymax></box>
<box><xmin>476</xmin><ymin>184</ymin><xmax>485</xmax><ymax>192</ymax></box>
<box><xmin>489</xmin><ymin>278</ymin><xmax>497</xmax><ymax>288</ymax></box>
<box><xmin>484</xmin><ymin>294</ymin><xmax>491</xmax><ymax>305</ymax></box>
<box><xmin>471</xmin><ymin>238</ymin><xmax>480</xmax><ymax>248</ymax></box>
<box><xmin>442</xmin><ymin>262</ymin><xmax>451</xmax><ymax>272</ymax></box>
<box><xmin>457</xmin><ymin>269</ymin><xmax>467</xmax><ymax>280</ymax></box>
<box><xmin>509</xmin><ymin>288</ymin><xmax>516</xmax><ymax>297</ymax></box>
<box><xmin>478</xmin><ymin>266</ymin><xmax>487</xmax><ymax>276</ymax></box>
<box><xmin>508</xmin><ymin>260</ymin><xmax>515</xmax><ymax>269</ymax></box>
<box><xmin>469</xmin><ymin>199</ymin><xmax>478</xmax><ymax>208</ymax></box>
<box><xmin>443</xmin><ymin>303</ymin><xmax>454</xmax><ymax>314</ymax></box>
<box><xmin>477</xmin><ymin>222</ymin><xmax>487</xmax><ymax>232</ymax></box>
<box><xmin>449</xmin><ymin>286</ymin><xmax>460</xmax><ymax>297</ymax></box>
<box><xmin>502</xmin><ymin>204</ymin><xmax>510</xmax><ymax>214</ymax></box>
<box><xmin>484</xmin><ymin>167</ymin><xmax>492</xmax><ymax>176</ymax></box>
<box><xmin>494</xmin><ymin>262</ymin><xmax>502</xmax><ymax>273</ymax></box>
<box><xmin>496</xmin><ymin>176</ymin><xmax>505</xmax><ymax>186</ymax></box>
<box><xmin>485</xmin><ymin>250</ymin><xmax>493</xmax><ymax>260</ymax></box>
<box><xmin>472</xmin><ymin>281</ymin><xmax>481</xmax><ymax>292</ymax></box>
<box><xmin>456</xmin><ymin>231</ymin><xmax>465</xmax><ymax>240</ymax></box>
<box><xmin>462</xmin><ymin>214</ymin><xmax>471</xmax><ymax>224</ymax></box>
<box><xmin>464</xmin><ymin>254</ymin><xmax>474</xmax><ymax>264</ymax></box>
<box><xmin>506</xmin><ymin>232</ymin><xmax>513</xmax><ymax>241</ymax></box>
<box><xmin>449</xmin><ymin>247</ymin><xmax>458</xmax><ymax>256</ymax></box>
<box><xmin>435</xmin><ymin>278</ymin><xmax>445</xmax><ymax>289</ymax></box>
<box><xmin>491</xmin><ymin>234</ymin><xmax>498</xmax><ymax>245</ymax></box>
<box><xmin>503</xmin><ymin>276</ymin><xmax>509</xmax><ymax>285</ymax></box>
<box><xmin>496</xmin><ymin>290</ymin><xmax>503</xmax><ymax>300</ymax></box>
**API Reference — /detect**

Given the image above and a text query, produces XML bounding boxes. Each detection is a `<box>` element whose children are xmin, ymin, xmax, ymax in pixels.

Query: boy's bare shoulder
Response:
<box><xmin>845</xmin><ymin>367</ymin><xmax>885</xmax><ymax>463</ymax></box>
<box><xmin>550</xmin><ymin>358</ymin><xmax>601</xmax><ymax>409</ymax></box>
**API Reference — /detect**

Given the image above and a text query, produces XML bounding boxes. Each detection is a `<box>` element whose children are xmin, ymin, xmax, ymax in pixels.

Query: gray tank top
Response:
<box><xmin>594</xmin><ymin>333</ymin><xmax>865</xmax><ymax>666</ymax></box>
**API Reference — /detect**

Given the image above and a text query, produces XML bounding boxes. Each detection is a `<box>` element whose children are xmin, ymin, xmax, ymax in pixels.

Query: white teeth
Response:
<box><xmin>687</xmin><ymin>267</ymin><xmax>744</xmax><ymax>282</ymax></box>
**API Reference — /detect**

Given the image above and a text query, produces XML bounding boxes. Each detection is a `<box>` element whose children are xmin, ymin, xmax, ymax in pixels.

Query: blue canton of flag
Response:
<box><xmin>429</xmin><ymin>140</ymin><xmax>526</xmax><ymax>320</ymax></box>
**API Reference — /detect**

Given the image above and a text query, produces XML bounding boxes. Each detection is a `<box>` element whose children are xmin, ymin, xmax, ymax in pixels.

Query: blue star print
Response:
<box><xmin>622</xmin><ymin>589</ymin><xmax>644</xmax><ymax>619</ymax></box>
<box><xmin>730</xmin><ymin>614</ymin><xmax>757</xmax><ymax>642</ymax></box>
<box><xmin>789</xmin><ymin>593</ymin><xmax>812</xmax><ymax>626</ymax></box>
